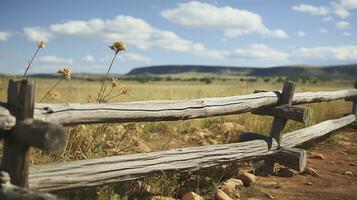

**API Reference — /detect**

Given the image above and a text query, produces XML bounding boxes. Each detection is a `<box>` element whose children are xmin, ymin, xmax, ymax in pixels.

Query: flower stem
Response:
<box><xmin>24</xmin><ymin>47</ymin><xmax>40</xmax><ymax>76</ymax></box>
<box><xmin>40</xmin><ymin>77</ymin><xmax>63</xmax><ymax>103</ymax></box>
<box><xmin>97</xmin><ymin>51</ymin><xmax>118</xmax><ymax>102</ymax></box>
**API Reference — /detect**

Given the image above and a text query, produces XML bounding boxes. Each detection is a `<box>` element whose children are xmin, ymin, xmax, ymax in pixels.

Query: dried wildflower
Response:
<box><xmin>48</xmin><ymin>91</ymin><xmax>61</xmax><ymax>100</ymax></box>
<box><xmin>23</xmin><ymin>40</ymin><xmax>46</xmax><ymax>76</ymax></box>
<box><xmin>109</xmin><ymin>41</ymin><xmax>127</xmax><ymax>53</ymax></box>
<box><xmin>97</xmin><ymin>40</ymin><xmax>127</xmax><ymax>102</ymax></box>
<box><xmin>111</xmin><ymin>77</ymin><xmax>118</xmax><ymax>88</ymax></box>
<box><xmin>57</xmin><ymin>67</ymin><xmax>71</xmax><ymax>80</ymax></box>
<box><xmin>121</xmin><ymin>87</ymin><xmax>128</xmax><ymax>95</ymax></box>
<box><xmin>40</xmin><ymin>67</ymin><xmax>71</xmax><ymax>102</ymax></box>
<box><xmin>38</xmin><ymin>41</ymin><xmax>46</xmax><ymax>49</ymax></box>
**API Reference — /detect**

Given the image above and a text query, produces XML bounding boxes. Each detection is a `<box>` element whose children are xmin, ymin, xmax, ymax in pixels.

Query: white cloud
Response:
<box><xmin>229</xmin><ymin>43</ymin><xmax>289</xmax><ymax>61</ymax></box>
<box><xmin>81</xmin><ymin>54</ymin><xmax>95</xmax><ymax>62</ymax></box>
<box><xmin>331</xmin><ymin>0</ymin><xmax>357</xmax><ymax>18</ymax></box>
<box><xmin>292</xmin><ymin>4</ymin><xmax>329</xmax><ymax>15</ymax></box>
<box><xmin>0</xmin><ymin>31</ymin><xmax>12</xmax><ymax>41</ymax></box>
<box><xmin>37</xmin><ymin>55</ymin><xmax>73</xmax><ymax>64</ymax></box>
<box><xmin>298</xmin><ymin>30</ymin><xmax>306</xmax><ymax>37</ymax></box>
<box><xmin>343</xmin><ymin>32</ymin><xmax>352</xmax><ymax>36</ymax></box>
<box><xmin>120</xmin><ymin>53</ymin><xmax>151</xmax><ymax>64</ymax></box>
<box><xmin>320</xmin><ymin>28</ymin><xmax>328</xmax><ymax>34</ymax></box>
<box><xmin>335</xmin><ymin>21</ymin><xmax>350</xmax><ymax>29</ymax></box>
<box><xmin>25</xmin><ymin>15</ymin><xmax>224</xmax><ymax>59</ymax></box>
<box><xmin>23</xmin><ymin>27</ymin><xmax>53</xmax><ymax>42</ymax></box>
<box><xmin>322</xmin><ymin>16</ymin><xmax>334</xmax><ymax>21</ymax></box>
<box><xmin>340</xmin><ymin>0</ymin><xmax>357</xmax><ymax>9</ymax></box>
<box><xmin>292</xmin><ymin>45</ymin><xmax>357</xmax><ymax>61</ymax></box>
<box><xmin>293</xmin><ymin>1</ymin><xmax>357</xmax><ymax>19</ymax></box>
<box><xmin>332</xmin><ymin>2</ymin><xmax>351</xmax><ymax>18</ymax></box>
<box><xmin>161</xmin><ymin>1</ymin><xmax>287</xmax><ymax>39</ymax></box>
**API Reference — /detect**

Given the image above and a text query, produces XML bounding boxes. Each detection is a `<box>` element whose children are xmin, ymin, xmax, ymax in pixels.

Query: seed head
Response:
<box><xmin>109</xmin><ymin>41</ymin><xmax>127</xmax><ymax>53</ymax></box>
<box><xmin>57</xmin><ymin>67</ymin><xmax>71</xmax><ymax>80</ymax></box>
<box><xmin>111</xmin><ymin>77</ymin><xmax>118</xmax><ymax>88</ymax></box>
<box><xmin>48</xmin><ymin>91</ymin><xmax>61</xmax><ymax>100</ymax></box>
<box><xmin>38</xmin><ymin>41</ymin><xmax>46</xmax><ymax>49</ymax></box>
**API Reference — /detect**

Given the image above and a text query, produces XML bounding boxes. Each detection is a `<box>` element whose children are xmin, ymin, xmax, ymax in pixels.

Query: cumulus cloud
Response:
<box><xmin>335</xmin><ymin>21</ymin><xmax>350</xmax><ymax>29</ymax></box>
<box><xmin>229</xmin><ymin>43</ymin><xmax>289</xmax><ymax>61</ymax></box>
<box><xmin>23</xmin><ymin>27</ymin><xmax>53</xmax><ymax>42</ymax></box>
<box><xmin>293</xmin><ymin>1</ymin><xmax>357</xmax><ymax>19</ymax></box>
<box><xmin>161</xmin><ymin>1</ymin><xmax>287</xmax><ymax>38</ymax></box>
<box><xmin>81</xmin><ymin>55</ymin><xmax>95</xmax><ymax>62</ymax></box>
<box><xmin>37</xmin><ymin>55</ymin><xmax>73</xmax><ymax>64</ymax></box>
<box><xmin>298</xmin><ymin>30</ymin><xmax>306</xmax><ymax>37</ymax></box>
<box><xmin>0</xmin><ymin>31</ymin><xmax>12</xmax><ymax>41</ymax></box>
<box><xmin>120</xmin><ymin>53</ymin><xmax>151</xmax><ymax>64</ymax></box>
<box><xmin>343</xmin><ymin>32</ymin><xmax>352</xmax><ymax>36</ymax></box>
<box><xmin>322</xmin><ymin>16</ymin><xmax>334</xmax><ymax>21</ymax></box>
<box><xmin>292</xmin><ymin>45</ymin><xmax>357</xmax><ymax>61</ymax></box>
<box><xmin>292</xmin><ymin>4</ymin><xmax>329</xmax><ymax>15</ymax></box>
<box><xmin>320</xmin><ymin>28</ymin><xmax>328</xmax><ymax>34</ymax></box>
<box><xmin>24</xmin><ymin>15</ymin><xmax>225</xmax><ymax>59</ymax></box>
<box><xmin>331</xmin><ymin>0</ymin><xmax>357</xmax><ymax>18</ymax></box>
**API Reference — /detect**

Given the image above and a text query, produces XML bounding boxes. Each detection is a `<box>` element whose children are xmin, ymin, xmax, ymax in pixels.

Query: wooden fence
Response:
<box><xmin>0</xmin><ymin>79</ymin><xmax>356</xmax><ymax>199</ymax></box>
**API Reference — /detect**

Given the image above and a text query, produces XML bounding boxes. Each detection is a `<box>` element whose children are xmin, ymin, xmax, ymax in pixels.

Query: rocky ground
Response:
<box><xmin>140</xmin><ymin>130</ymin><xmax>357</xmax><ymax>200</ymax></box>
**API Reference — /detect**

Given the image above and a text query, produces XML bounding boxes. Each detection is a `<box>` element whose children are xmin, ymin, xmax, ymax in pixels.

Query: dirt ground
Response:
<box><xmin>251</xmin><ymin>130</ymin><xmax>357</xmax><ymax>200</ymax></box>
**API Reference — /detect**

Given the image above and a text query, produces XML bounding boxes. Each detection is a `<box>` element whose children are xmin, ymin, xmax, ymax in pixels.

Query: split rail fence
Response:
<box><xmin>0</xmin><ymin>79</ymin><xmax>356</xmax><ymax>199</ymax></box>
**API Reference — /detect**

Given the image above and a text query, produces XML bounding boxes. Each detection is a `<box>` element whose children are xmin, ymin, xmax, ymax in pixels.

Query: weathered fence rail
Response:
<box><xmin>1</xmin><ymin>89</ymin><xmax>356</xmax><ymax>129</ymax></box>
<box><xmin>0</xmin><ymin>79</ymin><xmax>356</xmax><ymax>199</ymax></box>
<box><xmin>29</xmin><ymin>114</ymin><xmax>355</xmax><ymax>192</ymax></box>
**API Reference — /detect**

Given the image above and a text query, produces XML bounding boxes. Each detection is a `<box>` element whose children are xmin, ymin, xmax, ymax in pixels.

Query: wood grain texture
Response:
<box><xmin>33</xmin><ymin>89</ymin><xmax>357</xmax><ymax>126</ymax></box>
<box><xmin>12</xmin><ymin>119</ymin><xmax>67</xmax><ymax>152</ymax></box>
<box><xmin>270</xmin><ymin>81</ymin><xmax>296</xmax><ymax>146</ymax></box>
<box><xmin>268</xmin><ymin>147</ymin><xmax>306</xmax><ymax>173</ymax></box>
<box><xmin>0</xmin><ymin>171</ymin><xmax>59</xmax><ymax>200</ymax></box>
<box><xmin>0</xmin><ymin>89</ymin><xmax>356</xmax><ymax>129</ymax></box>
<box><xmin>28</xmin><ymin>114</ymin><xmax>356</xmax><ymax>192</ymax></box>
<box><xmin>0</xmin><ymin>105</ymin><xmax>16</xmax><ymax>131</ymax></box>
<box><xmin>252</xmin><ymin>105</ymin><xmax>306</xmax><ymax>123</ymax></box>
<box><xmin>2</xmin><ymin>80</ymin><xmax>35</xmax><ymax>187</ymax></box>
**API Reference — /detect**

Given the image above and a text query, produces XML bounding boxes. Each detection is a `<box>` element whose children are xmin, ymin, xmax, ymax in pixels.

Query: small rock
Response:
<box><xmin>258</xmin><ymin>181</ymin><xmax>279</xmax><ymax>189</ymax></box>
<box><xmin>219</xmin><ymin>178</ymin><xmax>243</xmax><ymax>199</ymax></box>
<box><xmin>344</xmin><ymin>170</ymin><xmax>353</xmax><ymax>176</ymax></box>
<box><xmin>237</xmin><ymin>172</ymin><xmax>256</xmax><ymax>186</ymax></box>
<box><xmin>275</xmin><ymin>167</ymin><xmax>295</xmax><ymax>177</ymax></box>
<box><xmin>262</xmin><ymin>190</ymin><xmax>274</xmax><ymax>199</ymax></box>
<box><xmin>350</xmin><ymin>163</ymin><xmax>356</xmax><ymax>166</ymax></box>
<box><xmin>308</xmin><ymin>153</ymin><xmax>325</xmax><ymax>160</ymax></box>
<box><xmin>181</xmin><ymin>192</ymin><xmax>203</xmax><ymax>200</ymax></box>
<box><xmin>215</xmin><ymin>189</ymin><xmax>233</xmax><ymax>200</ymax></box>
<box><xmin>337</xmin><ymin>141</ymin><xmax>353</xmax><ymax>146</ymax></box>
<box><xmin>305</xmin><ymin>182</ymin><xmax>313</xmax><ymax>185</ymax></box>
<box><xmin>338</xmin><ymin>136</ymin><xmax>350</xmax><ymax>141</ymax></box>
<box><xmin>303</xmin><ymin>167</ymin><xmax>320</xmax><ymax>177</ymax></box>
<box><xmin>147</xmin><ymin>196</ymin><xmax>176</xmax><ymax>200</ymax></box>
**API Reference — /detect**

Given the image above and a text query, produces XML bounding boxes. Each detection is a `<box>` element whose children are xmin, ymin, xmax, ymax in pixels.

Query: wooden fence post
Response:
<box><xmin>345</xmin><ymin>80</ymin><xmax>357</xmax><ymax>128</ymax></box>
<box><xmin>254</xmin><ymin>81</ymin><xmax>297</xmax><ymax>176</ymax></box>
<box><xmin>352</xmin><ymin>81</ymin><xmax>357</xmax><ymax>128</ymax></box>
<box><xmin>1</xmin><ymin>80</ymin><xmax>35</xmax><ymax>187</ymax></box>
<box><xmin>353</xmin><ymin>81</ymin><xmax>357</xmax><ymax>116</ymax></box>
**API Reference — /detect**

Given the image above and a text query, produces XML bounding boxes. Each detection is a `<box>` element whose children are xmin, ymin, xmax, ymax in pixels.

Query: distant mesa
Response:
<box><xmin>127</xmin><ymin>64</ymin><xmax>357</xmax><ymax>79</ymax></box>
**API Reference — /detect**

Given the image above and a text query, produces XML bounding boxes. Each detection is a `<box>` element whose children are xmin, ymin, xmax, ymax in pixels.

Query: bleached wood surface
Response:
<box><xmin>28</xmin><ymin>114</ymin><xmax>356</xmax><ymax>192</ymax></box>
<box><xmin>33</xmin><ymin>89</ymin><xmax>357</xmax><ymax>126</ymax></box>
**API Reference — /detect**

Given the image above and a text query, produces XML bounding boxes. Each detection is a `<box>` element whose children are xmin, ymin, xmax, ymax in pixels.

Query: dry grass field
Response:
<box><xmin>0</xmin><ymin>76</ymin><xmax>355</xmax><ymax>199</ymax></box>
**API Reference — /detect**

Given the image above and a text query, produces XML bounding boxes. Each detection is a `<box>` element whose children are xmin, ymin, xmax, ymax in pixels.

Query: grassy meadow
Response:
<box><xmin>0</xmin><ymin>75</ymin><xmax>355</xmax><ymax>199</ymax></box>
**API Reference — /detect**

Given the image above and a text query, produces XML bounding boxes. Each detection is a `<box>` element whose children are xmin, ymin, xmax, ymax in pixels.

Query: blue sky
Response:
<box><xmin>0</xmin><ymin>0</ymin><xmax>356</xmax><ymax>74</ymax></box>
